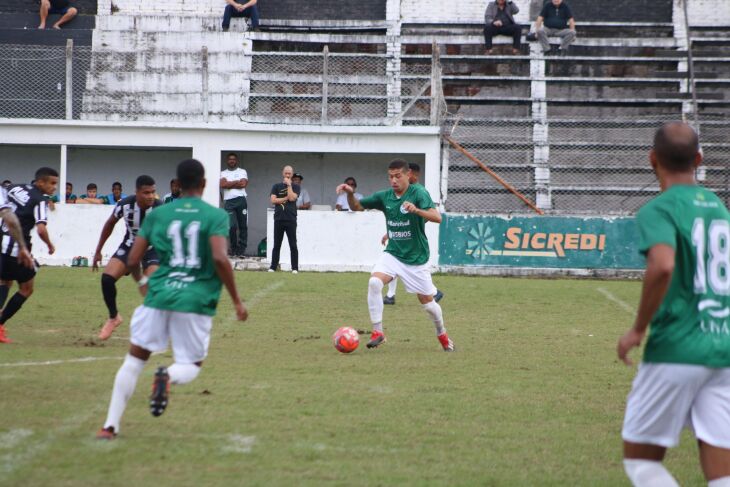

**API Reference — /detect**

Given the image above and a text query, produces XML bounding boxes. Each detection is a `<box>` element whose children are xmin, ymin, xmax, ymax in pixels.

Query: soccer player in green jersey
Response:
<box><xmin>618</xmin><ymin>123</ymin><xmax>730</xmax><ymax>486</ymax></box>
<box><xmin>97</xmin><ymin>159</ymin><xmax>248</xmax><ymax>439</ymax></box>
<box><xmin>337</xmin><ymin>159</ymin><xmax>454</xmax><ymax>351</ymax></box>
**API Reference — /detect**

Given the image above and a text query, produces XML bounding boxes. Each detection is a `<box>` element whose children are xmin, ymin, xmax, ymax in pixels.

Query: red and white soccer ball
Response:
<box><xmin>332</xmin><ymin>326</ymin><xmax>359</xmax><ymax>354</ymax></box>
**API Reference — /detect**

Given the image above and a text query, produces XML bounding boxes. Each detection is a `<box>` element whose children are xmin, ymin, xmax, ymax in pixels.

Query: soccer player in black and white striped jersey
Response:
<box><xmin>0</xmin><ymin>167</ymin><xmax>58</xmax><ymax>344</ymax></box>
<box><xmin>92</xmin><ymin>175</ymin><xmax>161</xmax><ymax>340</ymax></box>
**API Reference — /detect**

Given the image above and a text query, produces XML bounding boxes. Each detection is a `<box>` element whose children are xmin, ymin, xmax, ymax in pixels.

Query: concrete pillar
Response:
<box><xmin>192</xmin><ymin>142</ymin><xmax>222</xmax><ymax>206</ymax></box>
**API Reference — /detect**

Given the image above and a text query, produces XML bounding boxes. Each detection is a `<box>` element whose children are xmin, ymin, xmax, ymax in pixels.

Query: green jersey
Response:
<box><xmin>138</xmin><ymin>197</ymin><xmax>229</xmax><ymax>316</ymax></box>
<box><xmin>359</xmin><ymin>183</ymin><xmax>435</xmax><ymax>266</ymax></box>
<box><xmin>637</xmin><ymin>184</ymin><xmax>730</xmax><ymax>367</ymax></box>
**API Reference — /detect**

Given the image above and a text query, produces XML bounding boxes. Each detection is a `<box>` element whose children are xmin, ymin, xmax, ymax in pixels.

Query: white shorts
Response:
<box><xmin>622</xmin><ymin>363</ymin><xmax>730</xmax><ymax>448</ymax></box>
<box><xmin>130</xmin><ymin>305</ymin><xmax>213</xmax><ymax>364</ymax></box>
<box><xmin>371</xmin><ymin>252</ymin><xmax>437</xmax><ymax>296</ymax></box>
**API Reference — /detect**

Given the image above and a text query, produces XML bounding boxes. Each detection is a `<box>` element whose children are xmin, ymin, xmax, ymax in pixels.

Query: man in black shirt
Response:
<box><xmin>0</xmin><ymin>167</ymin><xmax>58</xmax><ymax>344</ymax></box>
<box><xmin>483</xmin><ymin>0</ymin><xmax>522</xmax><ymax>55</ymax></box>
<box><xmin>535</xmin><ymin>0</ymin><xmax>576</xmax><ymax>55</ymax></box>
<box><xmin>268</xmin><ymin>165</ymin><xmax>299</xmax><ymax>273</ymax></box>
<box><xmin>38</xmin><ymin>0</ymin><xmax>78</xmax><ymax>30</ymax></box>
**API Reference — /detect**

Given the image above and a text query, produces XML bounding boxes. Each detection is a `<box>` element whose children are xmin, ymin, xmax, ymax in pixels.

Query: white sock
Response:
<box><xmin>168</xmin><ymin>363</ymin><xmax>200</xmax><ymax>385</ymax></box>
<box><xmin>103</xmin><ymin>354</ymin><xmax>145</xmax><ymax>433</ymax></box>
<box><xmin>386</xmin><ymin>278</ymin><xmax>397</xmax><ymax>298</ymax></box>
<box><xmin>367</xmin><ymin>277</ymin><xmax>384</xmax><ymax>331</ymax></box>
<box><xmin>623</xmin><ymin>459</ymin><xmax>679</xmax><ymax>487</ymax></box>
<box><xmin>709</xmin><ymin>477</ymin><xmax>730</xmax><ymax>487</ymax></box>
<box><xmin>422</xmin><ymin>300</ymin><xmax>446</xmax><ymax>336</ymax></box>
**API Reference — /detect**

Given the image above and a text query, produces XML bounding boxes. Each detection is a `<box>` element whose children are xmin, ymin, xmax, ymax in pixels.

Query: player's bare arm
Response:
<box><xmin>284</xmin><ymin>179</ymin><xmax>298</xmax><ymax>202</ymax></box>
<box><xmin>210</xmin><ymin>235</ymin><xmax>248</xmax><ymax>321</ymax></box>
<box><xmin>617</xmin><ymin>244</ymin><xmax>675</xmax><ymax>365</ymax></box>
<box><xmin>92</xmin><ymin>214</ymin><xmax>120</xmax><ymax>271</ymax></box>
<box><xmin>35</xmin><ymin>222</ymin><xmax>55</xmax><ymax>255</ymax></box>
<box><xmin>336</xmin><ymin>184</ymin><xmax>364</xmax><ymax>211</ymax></box>
<box><xmin>0</xmin><ymin>209</ymin><xmax>33</xmax><ymax>268</ymax></box>
<box><xmin>402</xmin><ymin>202</ymin><xmax>442</xmax><ymax>224</ymax></box>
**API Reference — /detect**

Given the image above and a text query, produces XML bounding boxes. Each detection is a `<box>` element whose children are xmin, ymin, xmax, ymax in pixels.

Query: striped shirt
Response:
<box><xmin>112</xmin><ymin>195</ymin><xmax>161</xmax><ymax>247</ymax></box>
<box><xmin>0</xmin><ymin>184</ymin><xmax>48</xmax><ymax>257</ymax></box>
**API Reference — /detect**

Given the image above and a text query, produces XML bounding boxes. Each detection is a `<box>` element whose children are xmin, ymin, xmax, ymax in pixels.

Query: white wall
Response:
<box><xmin>401</xmin><ymin>0</ymin><xmax>531</xmax><ymax>23</ymax></box>
<box><xmin>687</xmin><ymin>0</ymin><xmax>730</xmax><ymax>26</ymax></box>
<box><xmin>229</xmin><ymin>151</ymin><xmax>425</xmax><ymax>253</ymax></box>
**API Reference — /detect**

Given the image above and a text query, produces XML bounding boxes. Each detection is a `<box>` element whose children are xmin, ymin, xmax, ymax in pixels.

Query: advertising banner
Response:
<box><xmin>439</xmin><ymin>214</ymin><xmax>644</xmax><ymax>269</ymax></box>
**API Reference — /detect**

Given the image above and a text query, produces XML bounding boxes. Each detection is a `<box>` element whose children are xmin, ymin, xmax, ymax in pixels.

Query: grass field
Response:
<box><xmin>0</xmin><ymin>268</ymin><xmax>709</xmax><ymax>486</ymax></box>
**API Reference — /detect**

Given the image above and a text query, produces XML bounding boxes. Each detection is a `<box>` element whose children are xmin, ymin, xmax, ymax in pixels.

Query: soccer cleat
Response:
<box><xmin>0</xmin><ymin>325</ymin><xmax>12</xmax><ymax>344</ymax></box>
<box><xmin>98</xmin><ymin>314</ymin><xmax>123</xmax><ymax>341</ymax></box>
<box><xmin>150</xmin><ymin>366</ymin><xmax>170</xmax><ymax>417</ymax></box>
<box><xmin>434</xmin><ymin>290</ymin><xmax>444</xmax><ymax>303</ymax></box>
<box><xmin>366</xmin><ymin>330</ymin><xmax>386</xmax><ymax>349</ymax></box>
<box><xmin>437</xmin><ymin>333</ymin><xmax>455</xmax><ymax>352</ymax></box>
<box><xmin>292</xmin><ymin>270</ymin><xmax>298</xmax><ymax>274</ymax></box>
<box><xmin>96</xmin><ymin>426</ymin><xmax>117</xmax><ymax>440</ymax></box>
<box><xmin>383</xmin><ymin>295</ymin><xmax>395</xmax><ymax>305</ymax></box>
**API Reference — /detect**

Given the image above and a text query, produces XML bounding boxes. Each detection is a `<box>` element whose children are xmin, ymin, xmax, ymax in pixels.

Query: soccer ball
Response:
<box><xmin>332</xmin><ymin>326</ymin><xmax>359</xmax><ymax>354</ymax></box>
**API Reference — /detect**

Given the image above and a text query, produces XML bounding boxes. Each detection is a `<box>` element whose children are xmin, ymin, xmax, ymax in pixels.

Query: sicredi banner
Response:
<box><xmin>439</xmin><ymin>214</ymin><xmax>644</xmax><ymax>269</ymax></box>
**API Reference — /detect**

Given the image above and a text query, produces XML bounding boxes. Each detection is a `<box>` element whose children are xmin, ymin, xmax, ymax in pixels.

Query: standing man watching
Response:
<box><xmin>269</xmin><ymin>165</ymin><xmax>299</xmax><ymax>274</ymax></box>
<box><xmin>220</xmin><ymin>153</ymin><xmax>248</xmax><ymax>257</ymax></box>
<box><xmin>483</xmin><ymin>0</ymin><xmax>522</xmax><ymax>55</ymax></box>
<box><xmin>222</xmin><ymin>0</ymin><xmax>259</xmax><ymax>31</ymax></box>
<box><xmin>535</xmin><ymin>0</ymin><xmax>576</xmax><ymax>56</ymax></box>
<box><xmin>618</xmin><ymin>123</ymin><xmax>730</xmax><ymax>487</ymax></box>
<box><xmin>292</xmin><ymin>173</ymin><xmax>311</xmax><ymax>210</ymax></box>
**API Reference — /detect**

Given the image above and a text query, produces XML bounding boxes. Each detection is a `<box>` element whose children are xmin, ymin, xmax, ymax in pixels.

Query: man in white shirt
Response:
<box><xmin>292</xmin><ymin>173</ymin><xmax>311</xmax><ymax>210</ymax></box>
<box><xmin>335</xmin><ymin>177</ymin><xmax>363</xmax><ymax>211</ymax></box>
<box><xmin>220</xmin><ymin>153</ymin><xmax>248</xmax><ymax>257</ymax></box>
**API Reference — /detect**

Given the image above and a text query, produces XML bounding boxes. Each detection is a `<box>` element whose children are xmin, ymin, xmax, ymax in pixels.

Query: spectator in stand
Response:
<box><xmin>220</xmin><ymin>153</ymin><xmax>249</xmax><ymax>257</ymax></box>
<box><xmin>162</xmin><ymin>178</ymin><xmax>181</xmax><ymax>204</ymax></box>
<box><xmin>222</xmin><ymin>0</ymin><xmax>260</xmax><ymax>31</ymax></box>
<box><xmin>105</xmin><ymin>182</ymin><xmax>126</xmax><ymax>205</ymax></box>
<box><xmin>483</xmin><ymin>0</ymin><xmax>522</xmax><ymax>55</ymax></box>
<box><xmin>292</xmin><ymin>173</ymin><xmax>311</xmax><ymax>210</ymax></box>
<box><xmin>77</xmin><ymin>183</ymin><xmax>107</xmax><ymax>204</ymax></box>
<box><xmin>535</xmin><ymin>0</ymin><xmax>576</xmax><ymax>56</ymax></box>
<box><xmin>335</xmin><ymin>177</ymin><xmax>363</xmax><ymax>211</ymax></box>
<box><xmin>51</xmin><ymin>182</ymin><xmax>77</xmax><ymax>204</ymax></box>
<box><xmin>38</xmin><ymin>0</ymin><xmax>78</xmax><ymax>30</ymax></box>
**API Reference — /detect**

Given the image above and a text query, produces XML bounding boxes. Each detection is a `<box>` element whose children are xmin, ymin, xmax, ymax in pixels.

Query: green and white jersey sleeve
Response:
<box><xmin>638</xmin><ymin>185</ymin><xmax>730</xmax><ymax>367</ymax></box>
<box><xmin>139</xmin><ymin>197</ymin><xmax>229</xmax><ymax>317</ymax></box>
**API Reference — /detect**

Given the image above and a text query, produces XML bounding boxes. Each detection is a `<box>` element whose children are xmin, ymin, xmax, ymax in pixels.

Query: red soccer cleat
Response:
<box><xmin>437</xmin><ymin>333</ymin><xmax>455</xmax><ymax>352</ymax></box>
<box><xmin>366</xmin><ymin>330</ymin><xmax>386</xmax><ymax>349</ymax></box>
<box><xmin>96</xmin><ymin>426</ymin><xmax>117</xmax><ymax>440</ymax></box>
<box><xmin>0</xmin><ymin>325</ymin><xmax>12</xmax><ymax>344</ymax></box>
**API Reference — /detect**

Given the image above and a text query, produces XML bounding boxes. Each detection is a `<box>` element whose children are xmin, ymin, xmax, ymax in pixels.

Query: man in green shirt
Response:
<box><xmin>618</xmin><ymin>123</ymin><xmax>730</xmax><ymax>486</ymax></box>
<box><xmin>336</xmin><ymin>159</ymin><xmax>454</xmax><ymax>352</ymax></box>
<box><xmin>97</xmin><ymin>159</ymin><xmax>248</xmax><ymax>439</ymax></box>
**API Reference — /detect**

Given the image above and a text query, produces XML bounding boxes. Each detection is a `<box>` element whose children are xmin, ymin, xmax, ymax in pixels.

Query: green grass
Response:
<box><xmin>0</xmin><ymin>268</ymin><xmax>708</xmax><ymax>486</ymax></box>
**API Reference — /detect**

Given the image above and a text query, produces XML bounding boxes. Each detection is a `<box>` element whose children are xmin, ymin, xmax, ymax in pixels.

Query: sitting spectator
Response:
<box><xmin>335</xmin><ymin>177</ymin><xmax>363</xmax><ymax>211</ymax></box>
<box><xmin>222</xmin><ymin>0</ymin><xmax>260</xmax><ymax>31</ymax></box>
<box><xmin>38</xmin><ymin>0</ymin><xmax>78</xmax><ymax>30</ymax></box>
<box><xmin>484</xmin><ymin>0</ymin><xmax>522</xmax><ymax>55</ymax></box>
<box><xmin>535</xmin><ymin>0</ymin><xmax>576</xmax><ymax>56</ymax></box>
<box><xmin>77</xmin><ymin>183</ymin><xmax>107</xmax><ymax>204</ymax></box>
<box><xmin>163</xmin><ymin>178</ymin><xmax>181</xmax><ymax>203</ymax></box>
<box><xmin>105</xmin><ymin>181</ymin><xmax>126</xmax><ymax>205</ymax></box>
<box><xmin>50</xmin><ymin>182</ymin><xmax>77</xmax><ymax>204</ymax></box>
<box><xmin>1</xmin><ymin>180</ymin><xmax>11</xmax><ymax>189</ymax></box>
<box><xmin>292</xmin><ymin>173</ymin><xmax>311</xmax><ymax>210</ymax></box>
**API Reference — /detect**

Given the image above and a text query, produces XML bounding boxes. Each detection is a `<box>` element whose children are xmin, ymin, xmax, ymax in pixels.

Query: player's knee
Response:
<box><xmin>68</xmin><ymin>7</ymin><xmax>77</xmax><ymax>15</ymax></box>
<box><xmin>169</xmin><ymin>363</ymin><xmax>200</xmax><ymax>385</ymax></box>
<box><xmin>101</xmin><ymin>273</ymin><xmax>116</xmax><ymax>288</ymax></box>
<box><xmin>368</xmin><ymin>277</ymin><xmax>383</xmax><ymax>294</ymax></box>
<box><xmin>19</xmin><ymin>282</ymin><xmax>33</xmax><ymax>297</ymax></box>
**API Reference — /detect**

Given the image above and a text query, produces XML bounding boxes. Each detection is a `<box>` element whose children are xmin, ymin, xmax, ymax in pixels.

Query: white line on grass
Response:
<box><xmin>245</xmin><ymin>280</ymin><xmax>285</xmax><ymax>309</ymax></box>
<box><xmin>222</xmin><ymin>434</ymin><xmax>256</xmax><ymax>454</ymax></box>
<box><xmin>0</xmin><ymin>356</ymin><xmax>124</xmax><ymax>368</ymax></box>
<box><xmin>596</xmin><ymin>287</ymin><xmax>636</xmax><ymax>315</ymax></box>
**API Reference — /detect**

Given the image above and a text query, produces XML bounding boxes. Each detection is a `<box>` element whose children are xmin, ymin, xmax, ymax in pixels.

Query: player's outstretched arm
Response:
<box><xmin>35</xmin><ymin>222</ymin><xmax>55</xmax><ymax>255</ymax></box>
<box><xmin>336</xmin><ymin>184</ymin><xmax>364</xmax><ymax>211</ymax></box>
<box><xmin>210</xmin><ymin>235</ymin><xmax>248</xmax><ymax>321</ymax></box>
<box><xmin>402</xmin><ymin>203</ymin><xmax>442</xmax><ymax>223</ymax></box>
<box><xmin>617</xmin><ymin>244</ymin><xmax>675</xmax><ymax>365</ymax></box>
<box><xmin>0</xmin><ymin>209</ymin><xmax>33</xmax><ymax>268</ymax></box>
<box><xmin>127</xmin><ymin>235</ymin><xmax>148</xmax><ymax>270</ymax></box>
<box><xmin>93</xmin><ymin>215</ymin><xmax>119</xmax><ymax>271</ymax></box>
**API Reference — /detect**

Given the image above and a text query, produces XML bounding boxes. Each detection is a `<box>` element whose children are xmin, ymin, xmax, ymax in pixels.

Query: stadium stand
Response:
<box><xmin>0</xmin><ymin>0</ymin><xmax>728</xmax><ymax>214</ymax></box>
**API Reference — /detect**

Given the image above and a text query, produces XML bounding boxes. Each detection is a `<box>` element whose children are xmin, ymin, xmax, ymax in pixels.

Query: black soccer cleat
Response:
<box><xmin>383</xmin><ymin>295</ymin><xmax>395</xmax><ymax>305</ymax></box>
<box><xmin>150</xmin><ymin>366</ymin><xmax>170</xmax><ymax>417</ymax></box>
<box><xmin>434</xmin><ymin>290</ymin><xmax>444</xmax><ymax>303</ymax></box>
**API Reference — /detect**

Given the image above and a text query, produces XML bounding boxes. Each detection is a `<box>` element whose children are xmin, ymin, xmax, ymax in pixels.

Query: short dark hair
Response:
<box><xmin>345</xmin><ymin>177</ymin><xmax>357</xmax><ymax>186</ymax></box>
<box><xmin>408</xmin><ymin>162</ymin><xmax>421</xmax><ymax>173</ymax></box>
<box><xmin>170</xmin><ymin>178</ymin><xmax>178</xmax><ymax>184</ymax></box>
<box><xmin>87</xmin><ymin>183</ymin><xmax>97</xmax><ymax>191</ymax></box>
<box><xmin>177</xmin><ymin>159</ymin><xmax>205</xmax><ymax>190</ymax></box>
<box><xmin>66</xmin><ymin>182</ymin><xmax>73</xmax><ymax>188</ymax></box>
<box><xmin>388</xmin><ymin>159</ymin><xmax>409</xmax><ymax>172</ymax></box>
<box><xmin>226</xmin><ymin>152</ymin><xmax>238</xmax><ymax>160</ymax></box>
<box><xmin>34</xmin><ymin>167</ymin><xmax>58</xmax><ymax>181</ymax></box>
<box><xmin>653</xmin><ymin>123</ymin><xmax>700</xmax><ymax>172</ymax></box>
<box><xmin>112</xmin><ymin>181</ymin><xmax>122</xmax><ymax>189</ymax></box>
<box><xmin>136</xmin><ymin>175</ymin><xmax>155</xmax><ymax>189</ymax></box>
